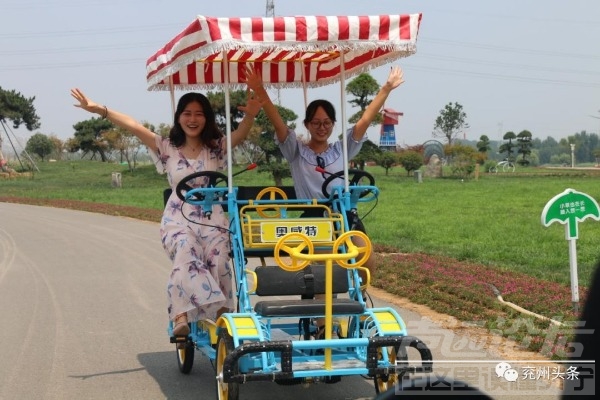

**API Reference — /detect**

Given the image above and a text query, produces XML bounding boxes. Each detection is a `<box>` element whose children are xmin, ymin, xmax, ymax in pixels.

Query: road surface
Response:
<box><xmin>0</xmin><ymin>203</ymin><xmax>563</xmax><ymax>399</ymax></box>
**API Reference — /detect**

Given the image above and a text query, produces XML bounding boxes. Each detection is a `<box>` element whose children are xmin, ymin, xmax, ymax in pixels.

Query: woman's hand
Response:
<box><xmin>384</xmin><ymin>66</ymin><xmax>405</xmax><ymax>91</ymax></box>
<box><xmin>243</xmin><ymin>65</ymin><xmax>263</xmax><ymax>92</ymax></box>
<box><xmin>70</xmin><ymin>88</ymin><xmax>100</xmax><ymax>114</ymax></box>
<box><xmin>237</xmin><ymin>88</ymin><xmax>263</xmax><ymax>117</ymax></box>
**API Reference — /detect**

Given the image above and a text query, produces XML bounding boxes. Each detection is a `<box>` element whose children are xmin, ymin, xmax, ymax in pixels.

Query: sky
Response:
<box><xmin>2</xmin><ymin>0</ymin><xmax>600</xmax><ymax>150</ymax></box>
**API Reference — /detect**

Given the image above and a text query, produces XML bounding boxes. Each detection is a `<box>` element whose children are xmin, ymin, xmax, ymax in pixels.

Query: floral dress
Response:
<box><xmin>154</xmin><ymin>135</ymin><xmax>235</xmax><ymax>322</ymax></box>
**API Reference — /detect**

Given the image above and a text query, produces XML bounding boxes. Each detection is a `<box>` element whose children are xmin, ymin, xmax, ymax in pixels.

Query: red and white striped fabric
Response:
<box><xmin>146</xmin><ymin>14</ymin><xmax>422</xmax><ymax>91</ymax></box>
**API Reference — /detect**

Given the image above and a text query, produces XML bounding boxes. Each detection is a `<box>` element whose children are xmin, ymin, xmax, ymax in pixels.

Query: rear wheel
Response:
<box><xmin>176</xmin><ymin>341</ymin><xmax>195</xmax><ymax>374</ymax></box>
<box><xmin>216</xmin><ymin>330</ymin><xmax>239</xmax><ymax>400</ymax></box>
<box><xmin>373</xmin><ymin>344</ymin><xmax>407</xmax><ymax>394</ymax></box>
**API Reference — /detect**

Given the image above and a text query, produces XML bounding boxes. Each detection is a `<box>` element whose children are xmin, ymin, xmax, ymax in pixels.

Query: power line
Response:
<box><xmin>0</xmin><ymin>58</ymin><xmax>143</xmax><ymax>71</ymax></box>
<box><xmin>417</xmin><ymin>53</ymin><xmax>600</xmax><ymax>77</ymax></box>
<box><xmin>0</xmin><ymin>22</ymin><xmax>183</xmax><ymax>39</ymax></box>
<box><xmin>405</xmin><ymin>64</ymin><xmax>600</xmax><ymax>89</ymax></box>
<box><xmin>420</xmin><ymin>37</ymin><xmax>600</xmax><ymax>61</ymax></box>
<box><xmin>0</xmin><ymin>42</ymin><xmax>158</xmax><ymax>56</ymax></box>
<box><xmin>3</xmin><ymin>0</ymin><xmax>163</xmax><ymax>10</ymax></box>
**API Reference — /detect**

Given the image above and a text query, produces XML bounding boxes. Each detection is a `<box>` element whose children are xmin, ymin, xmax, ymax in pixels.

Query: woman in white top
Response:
<box><xmin>245</xmin><ymin>65</ymin><xmax>405</xmax><ymax>301</ymax></box>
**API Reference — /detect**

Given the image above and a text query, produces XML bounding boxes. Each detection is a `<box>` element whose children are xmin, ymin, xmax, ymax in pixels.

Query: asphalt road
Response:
<box><xmin>0</xmin><ymin>203</ymin><xmax>563</xmax><ymax>399</ymax></box>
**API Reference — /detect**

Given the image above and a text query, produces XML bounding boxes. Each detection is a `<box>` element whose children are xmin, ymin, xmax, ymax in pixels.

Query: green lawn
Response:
<box><xmin>3</xmin><ymin>160</ymin><xmax>600</xmax><ymax>288</ymax></box>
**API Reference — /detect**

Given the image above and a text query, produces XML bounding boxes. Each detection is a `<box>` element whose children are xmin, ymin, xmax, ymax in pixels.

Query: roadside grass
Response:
<box><xmin>2</xmin><ymin>160</ymin><xmax>599</xmax><ymax>358</ymax></box>
<box><xmin>369</xmin><ymin>170</ymin><xmax>600</xmax><ymax>287</ymax></box>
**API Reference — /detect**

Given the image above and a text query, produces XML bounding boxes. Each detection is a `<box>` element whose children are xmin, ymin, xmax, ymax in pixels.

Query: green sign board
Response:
<box><xmin>541</xmin><ymin>188</ymin><xmax>600</xmax><ymax>311</ymax></box>
<box><xmin>541</xmin><ymin>188</ymin><xmax>600</xmax><ymax>239</ymax></box>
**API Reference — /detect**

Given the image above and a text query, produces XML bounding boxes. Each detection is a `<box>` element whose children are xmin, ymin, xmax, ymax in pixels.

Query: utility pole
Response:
<box><xmin>0</xmin><ymin>120</ymin><xmax>39</xmax><ymax>172</ymax></box>
<box><xmin>266</xmin><ymin>0</ymin><xmax>274</xmax><ymax>16</ymax></box>
<box><xmin>0</xmin><ymin>129</ymin><xmax>5</xmax><ymax>171</ymax></box>
<box><xmin>590</xmin><ymin>110</ymin><xmax>600</xmax><ymax>135</ymax></box>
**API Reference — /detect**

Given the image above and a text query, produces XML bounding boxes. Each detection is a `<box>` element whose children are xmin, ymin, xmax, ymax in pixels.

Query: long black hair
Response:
<box><xmin>168</xmin><ymin>92</ymin><xmax>223</xmax><ymax>150</ymax></box>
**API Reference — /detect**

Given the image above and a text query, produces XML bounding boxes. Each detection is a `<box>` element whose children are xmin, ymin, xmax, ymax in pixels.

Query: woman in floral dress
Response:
<box><xmin>71</xmin><ymin>88</ymin><xmax>261</xmax><ymax>336</ymax></box>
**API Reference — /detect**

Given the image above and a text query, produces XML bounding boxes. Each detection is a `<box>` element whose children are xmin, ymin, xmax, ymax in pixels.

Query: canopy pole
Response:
<box><xmin>300</xmin><ymin>60</ymin><xmax>308</xmax><ymax>110</ymax></box>
<box><xmin>339</xmin><ymin>53</ymin><xmax>349</xmax><ymax>192</ymax></box>
<box><xmin>223</xmin><ymin>51</ymin><xmax>233</xmax><ymax>192</ymax></box>
<box><xmin>168</xmin><ymin>75</ymin><xmax>176</xmax><ymax>116</ymax></box>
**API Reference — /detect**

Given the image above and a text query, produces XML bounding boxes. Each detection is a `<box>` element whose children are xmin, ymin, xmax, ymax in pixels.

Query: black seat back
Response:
<box><xmin>254</xmin><ymin>264</ymin><xmax>349</xmax><ymax>297</ymax></box>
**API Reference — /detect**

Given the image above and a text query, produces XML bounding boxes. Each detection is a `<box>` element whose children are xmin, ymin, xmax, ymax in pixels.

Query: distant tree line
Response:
<box><xmin>3</xmin><ymin>85</ymin><xmax>599</xmax><ymax>181</ymax></box>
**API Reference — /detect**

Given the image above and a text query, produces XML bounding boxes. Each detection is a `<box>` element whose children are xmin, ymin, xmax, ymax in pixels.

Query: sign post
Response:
<box><xmin>541</xmin><ymin>188</ymin><xmax>600</xmax><ymax>312</ymax></box>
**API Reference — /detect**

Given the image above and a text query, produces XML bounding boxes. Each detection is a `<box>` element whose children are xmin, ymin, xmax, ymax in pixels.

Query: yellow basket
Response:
<box><xmin>240</xmin><ymin>203</ymin><xmax>345</xmax><ymax>250</ymax></box>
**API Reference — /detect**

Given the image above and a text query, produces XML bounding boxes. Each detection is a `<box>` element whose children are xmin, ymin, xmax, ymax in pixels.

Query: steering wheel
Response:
<box><xmin>255</xmin><ymin>187</ymin><xmax>288</xmax><ymax>218</ymax></box>
<box><xmin>332</xmin><ymin>231</ymin><xmax>371</xmax><ymax>269</ymax></box>
<box><xmin>321</xmin><ymin>169</ymin><xmax>375</xmax><ymax>199</ymax></box>
<box><xmin>175</xmin><ymin>171</ymin><xmax>228</xmax><ymax>202</ymax></box>
<box><xmin>274</xmin><ymin>232</ymin><xmax>313</xmax><ymax>271</ymax></box>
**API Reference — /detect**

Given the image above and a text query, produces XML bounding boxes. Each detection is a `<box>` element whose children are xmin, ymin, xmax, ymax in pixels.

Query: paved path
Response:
<box><xmin>0</xmin><ymin>203</ymin><xmax>562</xmax><ymax>399</ymax></box>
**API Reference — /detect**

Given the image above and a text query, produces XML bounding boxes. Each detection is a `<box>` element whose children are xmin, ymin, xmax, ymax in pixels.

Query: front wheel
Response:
<box><xmin>176</xmin><ymin>341</ymin><xmax>195</xmax><ymax>374</ymax></box>
<box><xmin>216</xmin><ymin>330</ymin><xmax>239</xmax><ymax>400</ymax></box>
<box><xmin>373</xmin><ymin>344</ymin><xmax>408</xmax><ymax>394</ymax></box>
<box><xmin>503</xmin><ymin>162</ymin><xmax>515</xmax><ymax>173</ymax></box>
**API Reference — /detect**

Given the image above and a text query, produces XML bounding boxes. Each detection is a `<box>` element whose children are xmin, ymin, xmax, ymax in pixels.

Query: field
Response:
<box><xmin>2</xmin><ymin>160</ymin><xmax>599</xmax><ymax>357</ymax></box>
<box><xmin>3</xmin><ymin>160</ymin><xmax>599</xmax><ymax>286</ymax></box>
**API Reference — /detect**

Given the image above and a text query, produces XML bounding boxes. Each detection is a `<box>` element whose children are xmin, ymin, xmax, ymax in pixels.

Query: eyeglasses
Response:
<box><xmin>316</xmin><ymin>156</ymin><xmax>326</xmax><ymax>179</ymax></box>
<box><xmin>309</xmin><ymin>120</ymin><xmax>333</xmax><ymax>129</ymax></box>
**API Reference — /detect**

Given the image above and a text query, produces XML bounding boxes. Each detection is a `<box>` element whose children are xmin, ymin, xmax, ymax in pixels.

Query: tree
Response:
<box><xmin>0</xmin><ymin>87</ymin><xmax>41</xmax><ymax>164</ymax></box>
<box><xmin>445</xmin><ymin>143</ymin><xmax>477</xmax><ymax>178</ymax></box>
<box><xmin>102</xmin><ymin>125</ymin><xmax>143</xmax><ymax>171</ymax></box>
<box><xmin>397</xmin><ymin>150</ymin><xmax>424</xmax><ymax>176</ymax></box>
<box><xmin>72</xmin><ymin>118</ymin><xmax>113</xmax><ymax>161</ymax></box>
<box><xmin>0</xmin><ymin>87</ymin><xmax>40</xmax><ymax>130</ymax></box>
<box><xmin>207</xmin><ymin>89</ymin><xmax>250</xmax><ymax>133</ymax></box>
<box><xmin>560</xmin><ymin>131</ymin><xmax>599</xmax><ymax>164</ymax></box>
<box><xmin>252</xmin><ymin>106</ymin><xmax>298</xmax><ymax>186</ymax></box>
<box><xmin>593</xmin><ymin>147</ymin><xmax>600</xmax><ymax>165</ymax></box>
<box><xmin>516</xmin><ymin>130</ymin><xmax>533</xmax><ymax>166</ymax></box>
<box><xmin>432</xmin><ymin>102</ymin><xmax>468</xmax><ymax>145</ymax></box>
<box><xmin>345</xmin><ymin>73</ymin><xmax>383</xmax><ymax>125</ymax></box>
<box><xmin>155</xmin><ymin>122</ymin><xmax>171</xmax><ymax>138</ymax></box>
<box><xmin>377</xmin><ymin>151</ymin><xmax>398</xmax><ymax>175</ymax></box>
<box><xmin>352</xmin><ymin>140</ymin><xmax>382</xmax><ymax>170</ymax></box>
<box><xmin>534</xmin><ymin>136</ymin><xmax>559</xmax><ymax>165</ymax></box>
<box><xmin>476</xmin><ymin>135</ymin><xmax>491</xmax><ymax>154</ymax></box>
<box><xmin>25</xmin><ymin>133</ymin><xmax>54</xmax><ymax>161</ymax></box>
<box><xmin>233</xmin><ymin>124</ymin><xmax>263</xmax><ymax>164</ymax></box>
<box><xmin>475</xmin><ymin>135</ymin><xmax>491</xmax><ymax>165</ymax></box>
<box><xmin>499</xmin><ymin>131</ymin><xmax>517</xmax><ymax>162</ymax></box>
<box><xmin>550</xmin><ymin>153</ymin><xmax>571</xmax><ymax>166</ymax></box>
<box><xmin>64</xmin><ymin>137</ymin><xmax>80</xmax><ymax>154</ymax></box>
<box><xmin>208</xmin><ymin>89</ymin><xmax>269</xmax><ymax>165</ymax></box>
<box><xmin>48</xmin><ymin>135</ymin><xmax>65</xmax><ymax>160</ymax></box>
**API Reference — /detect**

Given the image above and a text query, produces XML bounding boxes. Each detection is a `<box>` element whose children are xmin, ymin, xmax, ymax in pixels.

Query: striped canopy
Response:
<box><xmin>146</xmin><ymin>14</ymin><xmax>422</xmax><ymax>91</ymax></box>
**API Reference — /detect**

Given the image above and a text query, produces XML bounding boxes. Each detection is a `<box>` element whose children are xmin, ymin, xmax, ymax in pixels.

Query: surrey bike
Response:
<box><xmin>146</xmin><ymin>12</ymin><xmax>433</xmax><ymax>399</ymax></box>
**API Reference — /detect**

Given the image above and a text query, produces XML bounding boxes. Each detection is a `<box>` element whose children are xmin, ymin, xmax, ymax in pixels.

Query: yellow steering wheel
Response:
<box><xmin>274</xmin><ymin>232</ymin><xmax>313</xmax><ymax>271</ymax></box>
<box><xmin>255</xmin><ymin>187</ymin><xmax>288</xmax><ymax>218</ymax></box>
<box><xmin>332</xmin><ymin>231</ymin><xmax>372</xmax><ymax>269</ymax></box>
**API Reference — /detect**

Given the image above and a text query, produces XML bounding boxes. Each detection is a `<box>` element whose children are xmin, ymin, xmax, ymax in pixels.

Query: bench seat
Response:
<box><xmin>254</xmin><ymin>298</ymin><xmax>364</xmax><ymax>317</ymax></box>
<box><xmin>251</xmin><ymin>264</ymin><xmax>363</xmax><ymax>317</ymax></box>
